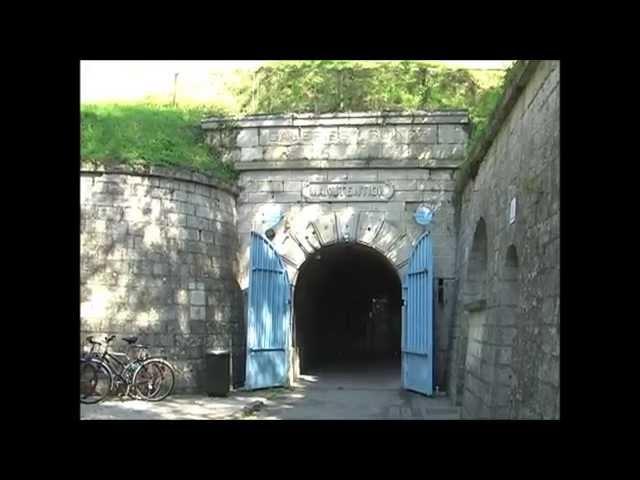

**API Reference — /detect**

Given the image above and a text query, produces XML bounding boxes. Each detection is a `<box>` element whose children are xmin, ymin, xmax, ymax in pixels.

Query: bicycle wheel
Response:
<box><xmin>80</xmin><ymin>358</ymin><xmax>112</xmax><ymax>404</ymax></box>
<box><xmin>132</xmin><ymin>359</ymin><xmax>175</xmax><ymax>401</ymax></box>
<box><xmin>122</xmin><ymin>361</ymin><xmax>146</xmax><ymax>400</ymax></box>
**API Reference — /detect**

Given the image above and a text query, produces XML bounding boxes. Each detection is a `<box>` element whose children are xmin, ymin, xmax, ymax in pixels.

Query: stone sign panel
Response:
<box><xmin>302</xmin><ymin>182</ymin><xmax>394</xmax><ymax>202</ymax></box>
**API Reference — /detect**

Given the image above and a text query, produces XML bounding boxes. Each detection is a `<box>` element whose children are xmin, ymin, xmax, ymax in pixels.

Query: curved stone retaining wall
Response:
<box><xmin>80</xmin><ymin>166</ymin><xmax>244</xmax><ymax>391</ymax></box>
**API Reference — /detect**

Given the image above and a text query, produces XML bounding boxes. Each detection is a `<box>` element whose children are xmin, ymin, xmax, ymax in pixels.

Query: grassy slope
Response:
<box><xmin>80</xmin><ymin>103</ymin><xmax>236</xmax><ymax>181</ymax></box>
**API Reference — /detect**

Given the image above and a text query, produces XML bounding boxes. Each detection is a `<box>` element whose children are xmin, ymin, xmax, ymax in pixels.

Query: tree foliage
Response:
<box><xmin>235</xmin><ymin>61</ymin><xmax>507</xmax><ymax>142</ymax></box>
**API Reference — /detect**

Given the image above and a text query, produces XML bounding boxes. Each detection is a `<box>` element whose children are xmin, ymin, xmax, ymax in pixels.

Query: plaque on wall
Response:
<box><xmin>509</xmin><ymin>197</ymin><xmax>517</xmax><ymax>224</ymax></box>
<box><xmin>302</xmin><ymin>182</ymin><xmax>394</xmax><ymax>202</ymax></box>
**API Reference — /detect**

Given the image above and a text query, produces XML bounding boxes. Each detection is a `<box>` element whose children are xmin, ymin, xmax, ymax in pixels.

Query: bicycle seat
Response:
<box><xmin>122</xmin><ymin>336</ymin><xmax>138</xmax><ymax>344</ymax></box>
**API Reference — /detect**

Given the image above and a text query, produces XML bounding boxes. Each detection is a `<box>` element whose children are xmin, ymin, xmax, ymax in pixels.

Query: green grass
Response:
<box><xmin>80</xmin><ymin>62</ymin><xmax>512</xmax><ymax>182</ymax></box>
<box><xmin>81</xmin><ymin>103</ymin><xmax>237</xmax><ymax>181</ymax></box>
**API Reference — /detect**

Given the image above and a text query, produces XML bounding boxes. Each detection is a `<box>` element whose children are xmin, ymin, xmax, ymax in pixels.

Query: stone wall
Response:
<box><xmin>448</xmin><ymin>61</ymin><xmax>560</xmax><ymax>418</ymax></box>
<box><xmin>203</xmin><ymin>111</ymin><xmax>467</xmax><ymax>166</ymax></box>
<box><xmin>202</xmin><ymin>111</ymin><xmax>469</xmax><ymax>390</ymax></box>
<box><xmin>80</xmin><ymin>166</ymin><xmax>245</xmax><ymax>391</ymax></box>
<box><xmin>79</xmin><ymin>66</ymin><xmax>560</xmax><ymax>411</ymax></box>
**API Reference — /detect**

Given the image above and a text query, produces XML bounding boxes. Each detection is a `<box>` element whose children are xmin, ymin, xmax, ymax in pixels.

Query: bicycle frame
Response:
<box><xmin>90</xmin><ymin>339</ymin><xmax>148</xmax><ymax>396</ymax></box>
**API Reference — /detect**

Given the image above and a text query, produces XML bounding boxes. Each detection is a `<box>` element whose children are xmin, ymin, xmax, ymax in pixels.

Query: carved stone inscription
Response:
<box><xmin>302</xmin><ymin>182</ymin><xmax>394</xmax><ymax>202</ymax></box>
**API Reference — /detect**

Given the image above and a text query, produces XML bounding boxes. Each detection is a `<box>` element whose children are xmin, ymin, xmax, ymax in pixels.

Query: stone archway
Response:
<box><xmin>244</xmin><ymin>204</ymin><xmax>426</xmax><ymax>384</ymax></box>
<box><xmin>264</xmin><ymin>204</ymin><xmax>422</xmax><ymax>286</ymax></box>
<box><xmin>292</xmin><ymin>241</ymin><xmax>402</xmax><ymax>375</ymax></box>
<box><xmin>494</xmin><ymin>244</ymin><xmax>520</xmax><ymax>417</ymax></box>
<box><xmin>460</xmin><ymin>217</ymin><xmax>490</xmax><ymax>417</ymax></box>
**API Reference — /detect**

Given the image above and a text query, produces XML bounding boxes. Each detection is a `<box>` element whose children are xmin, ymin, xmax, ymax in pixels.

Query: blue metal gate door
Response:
<box><xmin>401</xmin><ymin>232</ymin><xmax>435</xmax><ymax>395</ymax></box>
<box><xmin>245</xmin><ymin>231</ymin><xmax>291</xmax><ymax>390</ymax></box>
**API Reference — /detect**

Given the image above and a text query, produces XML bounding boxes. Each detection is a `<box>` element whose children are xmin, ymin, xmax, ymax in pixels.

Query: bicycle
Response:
<box><xmin>80</xmin><ymin>337</ymin><xmax>113</xmax><ymax>404</ymax></box>
<box><xmin>80</xmin><ymin>335</ymin><xmax>176</xmax><ymax>404</ymax></box>
<box><xmin>123</xmin><ymin>335</ymin><xmax>176</xmax><ymax>402</ymax></box>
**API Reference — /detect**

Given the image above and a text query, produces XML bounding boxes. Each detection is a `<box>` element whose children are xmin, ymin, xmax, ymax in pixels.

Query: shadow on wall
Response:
<box><xmin>80</xmin><ymin>173</ymin><xmax>242</xmax><ymax>392</ymax></box>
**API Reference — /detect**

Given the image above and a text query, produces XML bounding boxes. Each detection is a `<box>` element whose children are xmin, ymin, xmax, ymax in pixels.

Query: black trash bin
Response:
<box><xmin>204</xmin><ymin>350</ymin><xmax>230</xmax><ymax>397</ymax></box>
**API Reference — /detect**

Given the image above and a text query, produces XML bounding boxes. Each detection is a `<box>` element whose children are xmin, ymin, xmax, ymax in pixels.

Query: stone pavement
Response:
<box><xmin>80</xmin><ymin>391</ymin><xmax>279</xmax><ymax>420</ymax></box>
<box><xmin>81</xmin><ymin>364</ymin><xmax>460</xmax><ymax>420</ymax></box>
<box><xmin>247</xmin><ymin>367</ymin><xmax>461</xmax><ymax>420</ymax></box>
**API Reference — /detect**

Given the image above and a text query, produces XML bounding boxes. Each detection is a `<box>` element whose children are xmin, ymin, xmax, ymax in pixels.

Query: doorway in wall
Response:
<box><xmin>293</xmin><ymin>242</ymin><xmax>402</xmax><ymax>387</ymax></box>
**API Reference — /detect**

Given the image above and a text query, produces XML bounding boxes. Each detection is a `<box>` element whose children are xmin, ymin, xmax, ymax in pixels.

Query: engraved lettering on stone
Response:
<box><xmin>368</xmin><ymin>128</ymin><xmax>381</xmax><ymax>141</ymax></box>
<box><xmin>302</xmin><ymin>182</ymin><xmax>394</xmax><ymax>202</ymax></box>
<box><xmin>301</xmin><ymin>129</ymin><xmax>313</xmax><ymax>143</ymax></box>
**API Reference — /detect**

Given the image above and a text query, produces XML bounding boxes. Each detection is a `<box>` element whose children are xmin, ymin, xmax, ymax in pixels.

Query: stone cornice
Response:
<box><xmin>202</xmin><ymin>111</ymin><xmax>470</xmax><ymax>129</ymax></box>
<box><xmin>80</xmin><ymin>165</ymin><xmax>240</xmax><ymax>196</ymax></box>
<box><xmin>234</xmin><ymin>159</ymin><xmax>461</xmax><ymax>171</ymax></box>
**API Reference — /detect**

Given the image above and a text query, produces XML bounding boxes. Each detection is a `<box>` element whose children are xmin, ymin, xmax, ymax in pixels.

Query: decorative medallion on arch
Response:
<box><xmin>263</xmin><ymin>205</ymin><xmax>421</xmax><ymax>284</ymax></box>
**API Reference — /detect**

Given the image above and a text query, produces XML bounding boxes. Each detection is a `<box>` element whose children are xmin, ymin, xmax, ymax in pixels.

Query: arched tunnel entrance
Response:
<box><xmin>293</xmin><ymin>242</ymin><xmax>402</xmax><ymax>380</ymax></box>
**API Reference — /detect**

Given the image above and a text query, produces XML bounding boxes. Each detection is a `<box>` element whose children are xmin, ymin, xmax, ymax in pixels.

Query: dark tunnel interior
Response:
<box><xmin>294</xmin><ymin>242</ymin><xmax>402</xmax><ymax>374</ymax></box>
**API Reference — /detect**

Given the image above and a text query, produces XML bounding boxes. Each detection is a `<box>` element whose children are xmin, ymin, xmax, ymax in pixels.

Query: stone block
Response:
<box><xmin>391</xmin><ymin>191</ymin><xmax>424</xmax><ymax>202</ymax></box>
<box><xmin>260</xmin><ymin>128</ymin><xmax>300</xmax><ymax>145</ymax></box>
<box><xmin>221</xmin><ymin>149</ymin><xmax>241</xmax><ymax>163</ymax></box>
<box><xmin>201</xmin><ymin>231</ymin><xmax>214</xmax><ymax>243</ymax></box>
<box><xmin>496</xmin><ymin>326</ymin><xmax>517</xmax><ymax>346</ymax></box>
<box><xmin>190</xmin><ymin>290</ymin><xmax>206</xmax><ymax>306</ymax></box>
<box><xmin>173</xmin><ymin>190</ymin><xmax>188</xmax><ymax>202</ymax></box>
<box><xmin>175</xmin><ymin>289</ymin><xmax>189</xmax><ymax>305</ymax></box>
<box><xmin>152</xmin><ymin>263</ymin><xmax>169</xmax><ymax>276</ymax></box>
<box><xmin>189</xmin><ymin>320</ymin><xmax>207</xmax><ymax>335</ymax></box>
<box><xmin>273</xmin><ymin>192</ymin><xmax>302</xmax><ymax>203</ymax></box>
<box><xmin>240</xmin><ymin>147</ymin><xmax>263</xmax><ymax>162</ymax></box>
<box><xmin>381</xmin><ymin>126</ymin><xmax>410</xmax><ymax>144</ymax></box>
<box><xmin>284</xmin><ymin>144</ymin><xmax>321</xmax><ymax>160</ymax></box>
<box><xmin>337</xmin><ymin>127</ymin><xmax>359</xmax><ymax>144</ymax></box>
<box><xmin>327</xmin><ymin>170</ymin><xmax>378</xmax><ymax>182</ymax></box>
<box><xmin>299</xmin><ymin>127</ymin><xmax>337</xmax><ymax>144</ymax></box>
<box><xmin>495</xmin><ymin>366</ymin><xmax>513</xmax><ymax>386</ymax></box>
<box><xmin>408</xmin><ymin>126</ymin><xmax>437</xmax><ymax>143</ymax></box>
<box><xmin>327</xmin><ymin>144</ymin><xmax>360</xmax><ymax>160</ymax></box>
<box><xmin>236</xmin><ymin>128</ymin><xmax>259</xmax><ymax>147</ymax></box>
<box><xmin>438</xmin><ymin>125</ymin><xmax>467</xmax><ymax>144</ymax></box>
<box><xmin>187</xmin><ymin>216</ymin><xmax>210</xmax><ymax>230</ymax></box>
<box><xmin>244</xmin><ymin>192</ymin><xmax>276</xmax><ymax>204</ymax></box>
<box><xmin>247</xmin><ymin>180</ymin><xmax>284</xmax><ymax>193</ymax></box>
<box><xmin>357</xmin><ymin>127</ymin><xmax>382</xmax><ymax>143</ymax></box>
<box><xmin>175</xmin><ymin>202</ymin><xmax>195</xmax><ymax>216</ymax></box>
<box><xmin>190</xmin><ymin>306</ymin><xmax>206</xmax><ymax>320</ymax></box>
<box><xmin>262</xmin><ymin>146</ymin><xmax>289</xmax><ymax>161</ymax></box>
<box><xmin>382</xmin><ymin>143</ymin><xmax>410</xmax><ymax>160</ymax></box>
<box><xmin>356</xmin><ymin>212</ymin><xmax>386</xmax><ymax>245</ymax></box>
<box><xmin>195</xmin><ymin>205</ymin><xmax>212</xmax><ymax>219</ymax></box>
<box><xmin>407</xmin><ymin>144</ymin><xmax>438</xmax><ymax>161</ymax></box>
<box><xmin>284</xmin><ymin>181</ymin><xmax>303</xmax><ymax>192</ymax></box>
<box><xmin>390</xmin><ymin>179</ymin><xmax>417</xmax><ymax>191</ymax></box>
<box><xmin>496</xmin><ymin>346</ymin><xmax>512</xmax><ymax>365</ymax></box>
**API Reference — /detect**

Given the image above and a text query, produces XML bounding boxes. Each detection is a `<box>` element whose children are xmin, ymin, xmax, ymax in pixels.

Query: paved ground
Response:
<box><xmin>80</xmin><ymin>389</ymin><xmax>283</xmax><ymax>420</ymax></box>
<box><xmin>81</xmin><ymin>362</ymin><xmax>460</xmax><ymax>420</ymax></box>
<box><xmin>248</xmin><ymin>363</ymin><xmax>460</xmax><ymax>420</ymax></box>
